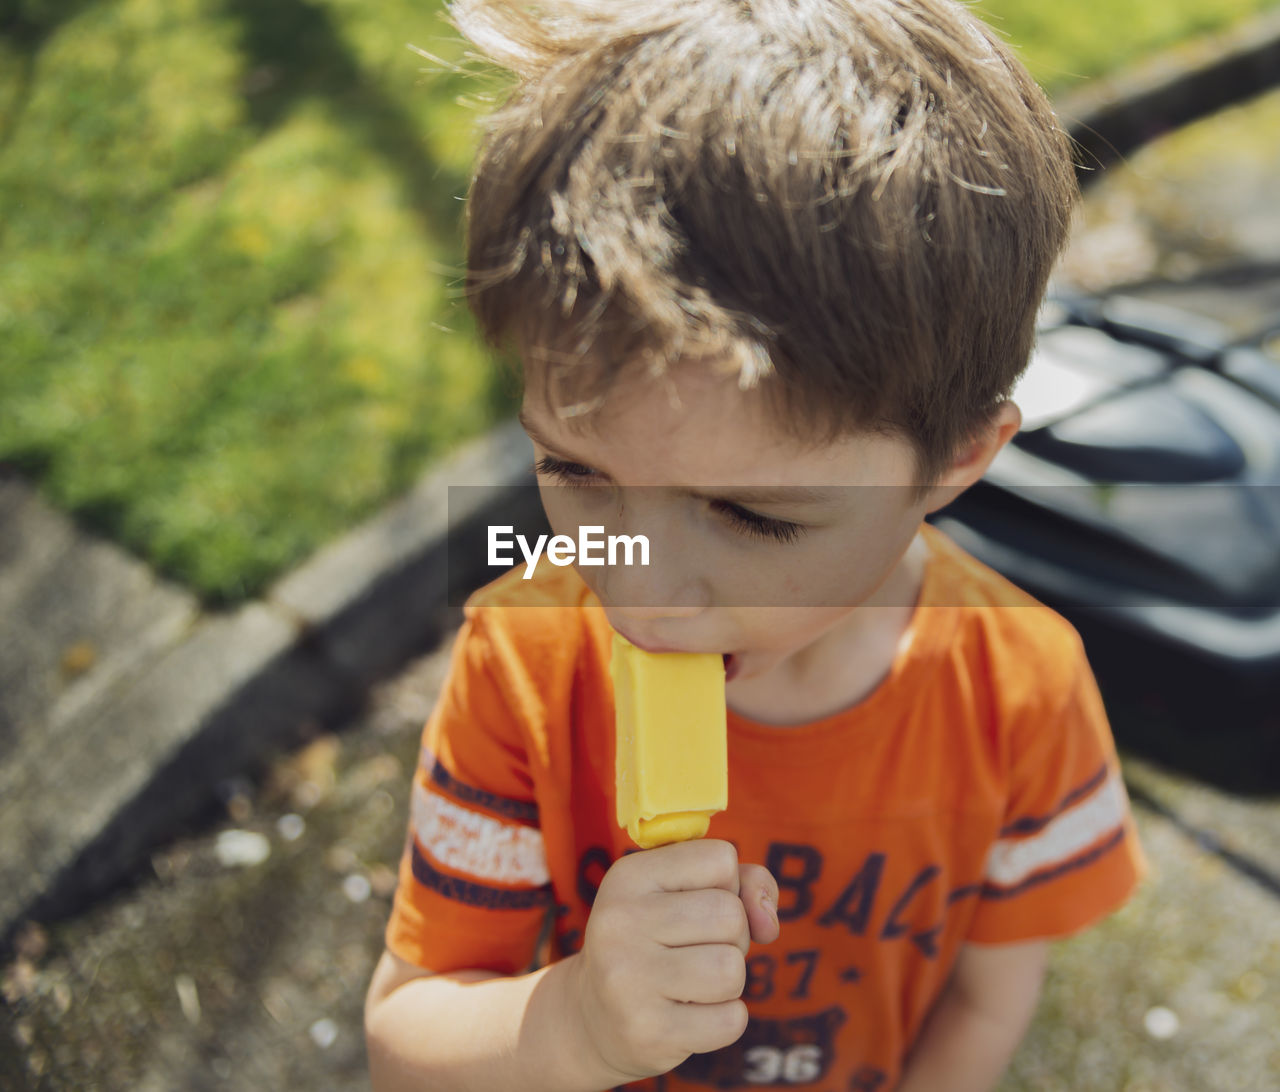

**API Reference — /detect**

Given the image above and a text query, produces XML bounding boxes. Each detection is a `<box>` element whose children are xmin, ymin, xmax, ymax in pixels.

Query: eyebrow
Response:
<box><xmin>518</xmin><ymin>407</ymin><xmax>840</xmax><ymax>508</ymax></box>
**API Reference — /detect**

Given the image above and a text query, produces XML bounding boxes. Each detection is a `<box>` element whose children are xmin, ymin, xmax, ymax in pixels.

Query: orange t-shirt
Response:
<box><xmin>385</xmin><ymin>524</ymin><xmax>1144</xmax><ymax>1091</ymax></box>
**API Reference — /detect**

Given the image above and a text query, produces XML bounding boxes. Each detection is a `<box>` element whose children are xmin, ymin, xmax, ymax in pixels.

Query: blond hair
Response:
<box><xmin>453</xmin><ymin>0</ymin><xmax>1077</xmax><ymax>483</ymax></box>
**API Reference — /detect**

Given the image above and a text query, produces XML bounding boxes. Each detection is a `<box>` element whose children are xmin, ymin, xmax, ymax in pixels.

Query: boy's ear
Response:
<box><xmin>922</xmin><ymin>401</ymin><xmax>1022</xmax><ymax>513</ymax></box>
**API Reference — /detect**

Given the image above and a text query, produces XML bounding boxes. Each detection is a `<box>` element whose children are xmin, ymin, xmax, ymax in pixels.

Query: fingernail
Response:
<box><xmin>761</xmin><ymin>890</ymin><xmax>778</xmax><ymax>925</ymax></box>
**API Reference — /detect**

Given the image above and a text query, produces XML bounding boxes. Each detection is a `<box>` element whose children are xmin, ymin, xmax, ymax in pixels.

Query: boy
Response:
<box><xmin>366</xmin><ymin>0</ymin><xmax>1145</xmax><ymax>1089</ymax></box>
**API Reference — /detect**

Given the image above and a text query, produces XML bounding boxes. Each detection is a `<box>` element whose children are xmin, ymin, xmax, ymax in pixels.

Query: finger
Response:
<box><xmin>610</xmin><ymin>839</ymin><xmax>741</xmax><ymax>899</ymax></box>
<box><xmin>668</xmin><ymin>999</ymin><xmax>751</xmax><ymax>1058</ymax></box>
<box><xmin>738</xmin><ymin>863</ymin><xmax>780</xmax><ymax>945</ymax></box>
<box><xmin>648</xmin><ymin>888</ymin><xmax>751</xmax><ymax>953</ymax></box>
<box><xmin>657</xmin><ymin>944</ymin><xmax>747</xmax><ymax>1004</ymax></box>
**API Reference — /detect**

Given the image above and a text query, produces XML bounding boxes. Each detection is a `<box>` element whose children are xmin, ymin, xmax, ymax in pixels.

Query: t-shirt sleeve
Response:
<box><xmin>966</xmin><ymin>645</ymin><xmax>1146</xmax><ymax>944</ymax></box>
<box><xmin>384</xmin><ymin>609</ymin><xmax>554</xmax><ymax>974</ymax></box>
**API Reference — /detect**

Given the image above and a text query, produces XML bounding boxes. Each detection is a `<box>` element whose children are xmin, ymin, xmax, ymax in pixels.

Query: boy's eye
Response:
<box><xmin>711</xmin><ymin>500</ymin><xmax>806</xmax><ymax>544</ymax></box>
<box><xmin>534</xmin><ymin>455</ymin><xmax>600</xmax><ymax>484</ymax></box>
<box><xmin>535</xmin><ymin>457</ymin><xmax>804</xmax><ymax>544</ymax></box>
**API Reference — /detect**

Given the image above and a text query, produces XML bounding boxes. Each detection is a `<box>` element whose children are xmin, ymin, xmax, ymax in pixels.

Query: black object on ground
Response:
<box><xmin>934</xmin><ymin>293</ymin><xmax>1280</xmax><ymax>792</ymax></box>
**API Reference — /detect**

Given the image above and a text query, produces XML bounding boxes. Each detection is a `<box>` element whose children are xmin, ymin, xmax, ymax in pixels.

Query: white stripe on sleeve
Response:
<box><xmin>412</xmin><ymin>783</ymin><xmax>551</xmax><ymax>887</ymax></box>
<box><xmin>984</xmin><ymin>770</ymin><xmax>1127</xmax><ymax>889</ymax></box>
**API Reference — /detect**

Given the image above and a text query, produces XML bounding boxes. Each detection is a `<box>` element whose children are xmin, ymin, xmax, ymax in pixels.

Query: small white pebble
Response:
<box><xmin>214</xmin><ymin>830</ymin><xmax>271</xmax><ymax>869</ymax></box>
<box><xmin>343</xmin><ymin>873</ymin><xmax>372</xmax><ymax>904</ymax></box>
<box><xmin>175</xmin><ymin>974</ymin><xmax>201</xmax><ymax>1025</ymax></box>
<box><xmin>309</xmin><ymin>1017</ymin><xmax>338</xmax><ymax>1049</ymax></box>
<box><xmin>1143</xmin><ymin>1005</ymin><xmax>1180</xmax><ymax>1040</ymax></box>
<box><xmin>277</xmin><ymin>813</ymin><xmax>306</xmax><ymax>842</ymax></box>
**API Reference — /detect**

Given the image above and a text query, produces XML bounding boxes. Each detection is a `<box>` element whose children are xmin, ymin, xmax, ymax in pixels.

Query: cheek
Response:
<box><xmin>765</xmin><ymin>546</ymin><xmax>884</xmax><ymax>608</ymax></box>
<box><xmin>535</xmin><ymin>483</ymin><xmax>570</xmax><ymax>532</ymax></box>
<box><xmin>538</xmin><ymin>484</ymin><xmax>618</xmax><ymax>538</ymax></box>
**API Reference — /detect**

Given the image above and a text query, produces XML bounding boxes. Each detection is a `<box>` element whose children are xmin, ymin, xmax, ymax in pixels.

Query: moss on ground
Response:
<box><xmin>0</xmin><ymin>0</ymin><xmax>508</xmax><ymax>604</ymax></box>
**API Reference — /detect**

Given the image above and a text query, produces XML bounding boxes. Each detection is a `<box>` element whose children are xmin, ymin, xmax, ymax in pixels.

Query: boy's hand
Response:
<box><xmin>570</xmin><ymin>839</ymin><xmax>780</xmax><ymax>1085</ymax></box>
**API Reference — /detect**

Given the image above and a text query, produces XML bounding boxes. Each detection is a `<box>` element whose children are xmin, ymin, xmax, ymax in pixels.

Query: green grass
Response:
<box><xmin>0</xmin><ymin>0</ymin><xmax>512</xmax><ymax>602</ymax></box>
<box><xmin>2</xmin><ymin>0</ymin><xmax>1277</xmax><ymax>602</ymax></box>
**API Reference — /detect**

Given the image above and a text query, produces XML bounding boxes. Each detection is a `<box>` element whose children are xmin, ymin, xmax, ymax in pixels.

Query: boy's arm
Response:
<box><xmin>365</xmin><ymin>841</ymin><xmax>781</xmax><ymax>1092</ymax></box>
<box><xmin>365</xmin><ymin>949</ymin><xmax>608</xmax><ymax>1092</ymax></box>
<box><xmin>894</xmin><ymin>939</ymin><xmax>1048</xmax><ymax>1092</ymax></box>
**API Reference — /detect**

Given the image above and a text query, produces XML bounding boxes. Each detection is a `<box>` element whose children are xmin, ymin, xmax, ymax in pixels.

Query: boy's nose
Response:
<box><xmin>594</xmin><ymin>559</ymin><xmax>711</xmax><ymax>618</ymax></box>
<box><xmin>593</xmin><ymin>513</ymin><xmax>710</xmax><ymax>619</ymax></box>
<box><xmin>555</xmin><ymin>487</ymin><xmax>711</xmax><ymax>618</ymax></box>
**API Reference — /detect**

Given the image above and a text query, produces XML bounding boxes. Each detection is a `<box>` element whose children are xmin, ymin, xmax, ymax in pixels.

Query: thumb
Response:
<box><xmin>738</xmin><ymin>863</ymin><xmax>780</xmax><ymax>945</ymax></box>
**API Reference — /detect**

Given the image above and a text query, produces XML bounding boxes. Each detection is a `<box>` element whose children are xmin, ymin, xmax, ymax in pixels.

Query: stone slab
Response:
<box><xmin>0</xmin><ymin>423</ymin><xmax>537</xmax><ymax>945</ymax></box>
<box><xmin>0</xmin><ymin>475</ymin><xmax>199</xmax><ymax>777</ymax></box>
<box><xmin>0</xmin><ymin>602</ymin><xmax>344</xmax><ymax>932</ymax></box>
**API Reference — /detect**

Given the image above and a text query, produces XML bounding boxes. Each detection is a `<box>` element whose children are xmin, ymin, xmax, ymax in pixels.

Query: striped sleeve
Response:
<box><xmin>967</xmin><ymin>657</ymin><xmax>1145</xmax><ymax>943</ymax></box>
<box><xmin>385</xmin><ymin>614</ymin><xmax>555</xmax><ymax>974</ymax></box>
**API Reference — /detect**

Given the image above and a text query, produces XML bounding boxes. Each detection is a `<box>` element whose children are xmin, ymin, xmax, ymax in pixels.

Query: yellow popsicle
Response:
<box><xmin>612</xmin><ymin>632</ymin><xmax>728</xmax><ymax>849</ymax></box>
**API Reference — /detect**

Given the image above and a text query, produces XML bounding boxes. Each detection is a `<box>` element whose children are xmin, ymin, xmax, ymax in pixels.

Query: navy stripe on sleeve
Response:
<box><xmin>411</xmin><ymin>842</ymin><xmax>554</xmax><ymax>910</ymax></box>
<box><xmin>980</xmin><ymin>826</ymin><xmax>1127</xmax><ymax>900</ymax></box>
<box><xmin>430</xmin><ymin>760</ymin><xmax>541</xmax><ymax>826</ymax></box>
<box><xmin>998</xmin><ymin>764</ymin><xmax>1109</xmax><ymax>838</ymax></box>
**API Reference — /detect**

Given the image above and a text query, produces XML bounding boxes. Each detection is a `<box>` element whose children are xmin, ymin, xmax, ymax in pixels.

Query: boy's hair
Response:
<box><xmin>453</xmin><ymin>0</ymin><xmax>1077</xmax><ymax>485</ymax></box>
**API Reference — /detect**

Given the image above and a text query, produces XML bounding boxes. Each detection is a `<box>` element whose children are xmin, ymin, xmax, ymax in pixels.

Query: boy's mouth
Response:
<box><xmin>613</xmin><ymin>624</ymin><xmax>740</xmax><ymax>681</ymax></box>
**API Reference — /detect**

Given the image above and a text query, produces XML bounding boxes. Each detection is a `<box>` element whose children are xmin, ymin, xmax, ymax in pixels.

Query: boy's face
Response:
<box><xmin>520</xmin><ymin>359</ymin><xmax>955</xmax><ymax>687</ymax></box>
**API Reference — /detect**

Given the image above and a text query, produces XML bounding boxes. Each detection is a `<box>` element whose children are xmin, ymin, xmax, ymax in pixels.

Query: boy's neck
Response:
<box><xmin>725</xmin><ymin>532</ymin><xmax>930</xmax><ymax>727</ymax></box>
